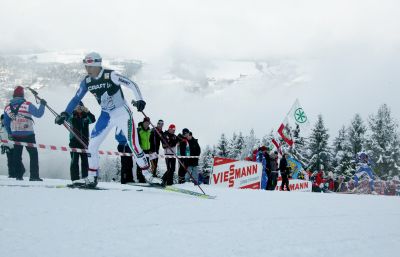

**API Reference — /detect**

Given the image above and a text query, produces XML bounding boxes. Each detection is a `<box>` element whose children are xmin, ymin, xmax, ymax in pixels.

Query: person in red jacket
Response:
<box><xmin>312</xmin><ymin>170</ymin><xmax>324</xmax><ymax>192</ymax></box>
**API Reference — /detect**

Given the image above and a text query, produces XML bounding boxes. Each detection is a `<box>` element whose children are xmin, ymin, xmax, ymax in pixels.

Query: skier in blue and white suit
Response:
<box><xmin>354</xmin><ymin>152</ymin><xmax>375</xmax><ymax>192</ymax></box>
<box><xmin>55</xmin><ymin>52</ymin><xmax>161</xmax><ymax>188</ymax></box>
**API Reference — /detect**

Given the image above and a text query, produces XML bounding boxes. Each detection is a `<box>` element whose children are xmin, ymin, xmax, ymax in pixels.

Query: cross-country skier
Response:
<box><xmin>354</xmin><ymin>152</ymin><xmax>375</xmax><ymax>193</ymax></box>
<box><xmin>55</xmin><ymin>52</ymin><xmax>161</xmax><ymax>188</ymax></box>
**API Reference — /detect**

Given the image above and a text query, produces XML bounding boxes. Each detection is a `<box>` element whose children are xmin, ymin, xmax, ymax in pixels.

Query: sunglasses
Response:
<box><xmin>83</xmin><ymin>58</ymin><xmax>102</xmax><ymax>64</ymax></box>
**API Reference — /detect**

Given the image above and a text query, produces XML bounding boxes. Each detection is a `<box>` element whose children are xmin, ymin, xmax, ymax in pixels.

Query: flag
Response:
<box><xmin>287</xmin><ymin>156</ymin><xmax>303</xmax><ymax>179</ymax></box>
<box><xmin>277</xmin><ymin>99</ymin><xmax>310</xmax><ymax>146</ymax></box>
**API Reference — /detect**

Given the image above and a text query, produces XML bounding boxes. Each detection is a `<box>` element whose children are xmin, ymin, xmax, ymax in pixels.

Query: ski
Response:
<box><xmin>126</xmin><ymin>183</ymin><xmax>216</xmax><ymax>199</ymax></box>
<box><xmin>0</xmin><ymin>184</ymin><xmax>131</xmax><ymax>191</ymax></box>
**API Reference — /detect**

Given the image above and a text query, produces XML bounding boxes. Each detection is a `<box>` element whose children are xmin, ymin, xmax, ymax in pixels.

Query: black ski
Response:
<box><xmin>126</xmin><ymin>183</ymin><xmax>216</xmax><ymax>199</ymax></box>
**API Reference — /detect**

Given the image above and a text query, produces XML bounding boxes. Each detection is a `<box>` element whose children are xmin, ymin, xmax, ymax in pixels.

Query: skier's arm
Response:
<box><xmin>110</xmin><ymin>71</ymin><xmax>143</xmax><ymax>101</ymax></box>
<box><xmin>28</xmin><ymin>102</ymin><xmax>45</xmax><ymax>118</ymax></box>
<box><xmin>65</xmin><ymin>80</ymin><xmax>88</xmax><ymax>115</ymax></box>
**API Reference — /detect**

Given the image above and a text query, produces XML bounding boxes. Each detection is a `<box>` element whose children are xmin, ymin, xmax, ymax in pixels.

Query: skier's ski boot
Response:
<box><xmin>84</xmin><ymin>176</ymin><xmax>98</xmax><ymax>189</ymax></box>
<box><xmin>142</xmin><ymin>169</ymin><xmax>163</xmax><ymax>185</ymax></box>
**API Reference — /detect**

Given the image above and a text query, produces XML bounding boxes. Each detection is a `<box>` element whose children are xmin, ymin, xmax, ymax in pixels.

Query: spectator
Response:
<box><xmin>178</xmin><ymin>128</ymin><xmax>190</xmax><ymax>183</ymax></box>
<box><xmin>312</xmin><ymin>170</ymin><xmax>324</xmax><ymax>192</ymax></box>
<box><xmin>149</xmin><ymin>119</ymin><xmax>164</xmax><ymax>177</ymax></box>
<box><xmin>279</xmin><ymin>153</ymin><xmax>290</xmax><ymax>191</ymax></box>
<box><xmin>162</xmin><ymin>124</ymin><xmax>179</xmax><ymax>185</ymax></box>
<box><xmin>265</xmin><ymin>147</ymin><xmax>272</xmax><ymax>188</ymax></box>
<box><xmin>256</xmin><ymin>146</ymin><xmax>268</xmax><ymax>190</ymax></box>
<box><xmin>3</xmin><ymin>86</ymin><xmax>46</xmax><ymax>181</ymax></box>
<box><xmin>136</xmin><ymin>117</ymin><xmax>151</xmax><ymax>183</ymax></box>
<box><xmin>115</xmin><ymin>131</ymin><xmax>135</xmax><ymax>184</ymax></box>
<box><xmin>186</xmin><ymin>131</ymin><xmax>201</xmax><ymax>184</ymax></box>
<box><xmin>267</xmin><ymin>151</ymin><xmax>279</xmax><ymax>190</ymax></box>
<box><xmin>326</xmin><ymin>171</ymin><xmax>335</xmax><ymax>191</ymax></box>
<box><xmin>68</xmin><ymin>102</ymin><xmax>96</xmax><ymax>184</ymax></box>
<box><xmin>0</xmin><ymin>114</ymin><xmax>15</xmax><ymax>178</ymax></box>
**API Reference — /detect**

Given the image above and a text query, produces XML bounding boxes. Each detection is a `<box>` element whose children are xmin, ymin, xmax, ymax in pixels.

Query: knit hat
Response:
<box><xmin>182</xmin><ymin>128</ymin><xmax>190</xmax><ymax>135</ymax></box>
<box><xmin>13</xmin><ymin>86</ymin><xmax>24</xmax><ymax>97</ymax></box>
<box><xmin>169</xmin><ymin>124</ymin><xmax>176</xmax><ymax>130</ymax></box>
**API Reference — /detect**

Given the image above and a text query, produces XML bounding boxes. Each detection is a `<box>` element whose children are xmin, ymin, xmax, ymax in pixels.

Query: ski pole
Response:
<box><xmin>27</xmin><ymin>87</ymin><xmax>88</xmax><ymax>149</ymax></box>
<box><xmin>132</xmin><ymin>100</ymin><xmax>207</xmax><ymax>195</ymax></box>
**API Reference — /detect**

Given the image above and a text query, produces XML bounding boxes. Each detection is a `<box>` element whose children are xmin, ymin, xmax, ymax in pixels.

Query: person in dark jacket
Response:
<box><xmin>267</xmin><ymin>151</ymin><xmax>279</xmax><ymax>190</ymax></box>
<box><xmin>68</xmin><ymin>102</ymin><xmax>96</xmax><ymax>183</ymax></box>
<box><xmin>149</xmin><ymin>119</ymin><xmax>164</xmax><ymax>177</ymax></box>
<box><xmin>264</xmin><ymin>148</ymin><xmax>272</xmax><ymax>189</ymax></box>
<box><xmin>185</xmin><ymin>131</ymin><xmax>201</xmax><ymax>184</ymax></box>
<box><xmin>279</xmin><ymin>153</ymin><xmax>290</xmax><ymax>191</ymax></box>
<box><xmin>3</xmin><ymin>86</ymin><xmax>46</xmax><ymax>181</ymax></box>
<box><xmin>177</xmin><ymin>128</ymin><xmax>190</xmax><ymax>183</ymax></box>
<box><xmin>162</xmin><ymin>124</ymin><xmax>179</xmax><ymax>185</ymax></box>
<box><xmin>115</xmin><ymin>131</ymin><xmax>134</xmax><ymax>184</ymax></box>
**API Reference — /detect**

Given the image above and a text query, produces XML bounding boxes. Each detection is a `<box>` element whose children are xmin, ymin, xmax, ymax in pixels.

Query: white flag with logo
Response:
<box><xmin>277</xmin><ymin>99</ymin><xmax>310</xmax><ymax>146</ymax></box>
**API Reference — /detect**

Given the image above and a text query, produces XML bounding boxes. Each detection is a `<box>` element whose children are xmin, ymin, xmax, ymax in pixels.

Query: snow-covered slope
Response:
<box><xmin>0</xmin><ymin>176</ymin><xmax>399</xmax><ymax>257</ymax></box>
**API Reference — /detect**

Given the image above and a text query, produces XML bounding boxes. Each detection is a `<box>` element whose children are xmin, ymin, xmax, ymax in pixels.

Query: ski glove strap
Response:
<box><xmin>55</xmin><ymin>112</ymin><xmax>69</xmax><ymax>125</ymax></box>
<box><xmin>135</xmin><ymin>100</ymin><xmax>146</xmax><ymax>112</ymax></box>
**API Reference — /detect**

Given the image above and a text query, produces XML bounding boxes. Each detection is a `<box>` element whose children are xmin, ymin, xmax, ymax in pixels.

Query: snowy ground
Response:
<box><xmin>0</xmin><ymin>176</ymin><xmax>399</xmax><ymax>257</ymax></box>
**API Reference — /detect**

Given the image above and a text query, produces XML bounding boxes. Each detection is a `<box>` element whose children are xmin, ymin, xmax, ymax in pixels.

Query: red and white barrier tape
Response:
<box><xmin>0</xmin><ymin>139</ymin><xmax>199</xmax><ymax>159</ymax></box>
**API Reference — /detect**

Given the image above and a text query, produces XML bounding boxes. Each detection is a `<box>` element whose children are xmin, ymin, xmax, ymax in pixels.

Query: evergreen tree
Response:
<box><xmin>365</xmin><ymin>104</ymin><xmax>400</xmax><ymax>177</ymax></box>
<box><xmin>240</xmin><ymin>129</ymin><xmax>260</xmax><ymax>159</ymax></box>
<box><xmin>236</xmin><ymin>132</ymin><xmax>245</xmax><ymax>157</ymax></box>
<box><xmin>228</xmin><ymin>132</ymin><xmax>238</xmax><ymax>158</ymax></box>
<box><xmin>200</xmin><ymin>145</ymin><xmax>215</xmax><ymax>178</ymax></box>
<box><xmin>332</xmin><ymin>126</ymin><xmax>354</xmax><ymax>178</ymax></box>
<box><xmin>307</xmin><ymin>115</ymin><xmax>332</xmax><ymax>172</ymax></box>
<box><xmin>348</xmin><ymin>114</ymin><xmax>367</xmax><ymax>157</ymax></box>
<box><xmin>228</xmin><ymin>132</ymin><xmax>245</xmax><ymax>159</ymax></box>
<box><xmin>217</xmin><ymin>133</ymin><xmax>229</xmax><ymax>157</ymax></box>
<box><xmin>288</xmin><ymin>124</ymin><xmax>309</xmax><ymax>167</ymax></box>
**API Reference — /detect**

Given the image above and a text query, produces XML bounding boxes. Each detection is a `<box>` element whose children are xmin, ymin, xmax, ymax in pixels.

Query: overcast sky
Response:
<box><xmin>1</xmin><ymin>0</ymin><xmax>400</xmax><ymax>146</ymax></box>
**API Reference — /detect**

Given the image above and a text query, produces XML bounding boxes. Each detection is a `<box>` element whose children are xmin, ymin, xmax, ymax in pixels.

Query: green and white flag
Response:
<box><xmin>277</xmin><ymin>99</ymin><xmax>310</xmax><ymax>146</ymax></box>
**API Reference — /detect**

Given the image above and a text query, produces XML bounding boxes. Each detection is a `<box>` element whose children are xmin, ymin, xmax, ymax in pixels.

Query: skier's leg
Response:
<box><xmin>87</xmin><ymin>111</ymin><xmax>114</xmax><ymax>185</ymax></box>
<box><xmin>80</xmin><ymin>153</ymin><xmax>89</xmax><ymax>179</ymax></box>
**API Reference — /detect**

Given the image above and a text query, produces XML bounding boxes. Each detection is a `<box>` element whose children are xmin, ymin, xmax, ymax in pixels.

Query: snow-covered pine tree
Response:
<box><xmin>235</xmin><ymin>132</ymin><xmax>245</xmax><ymax>158</ymax></box>
<box><xmin>228</xmin><ymin>132</ymin><xmax>238</xmax><ymax>158</ymax></box>
<box><xmin>228</xmin><ymin>132</ymin><xmax>245</xmax><ymax>159</ymax></box>
<box><xmin>288</xmin><ymin>124</ymin><xmax>309</xmax><ymax>167</ymax></box>
<box><xmin>332</xmin><ymin>126</ymin><xmax>354</xmax><ymax>178</ymax></box>
<box><xmin>348</xmin><ymin>113</ymin><xmax>367</xmax><ymax>157</ymax></box>
<box><xmin>307</xmin><ymin>115</ymin><xmax>332</xmax><ymax>172</ymax></box>
<box><xmin>200</xmin><ymin>145</ymin><xmax>216</xmax><ymax>179</ymax></box>
<box><xmin>217</xmin><ymin>133</ymin><xmax>229</xmax><ymax>157</ymax></box>
<box><xmin>240</xmin><ymin>129</ymin><xmax>260</xmax><ymax>160</ymax></box>
<box><xmin>365</xmin><ymin>104</ymin><xmax>400</xmax><ymax>178</ymax></box>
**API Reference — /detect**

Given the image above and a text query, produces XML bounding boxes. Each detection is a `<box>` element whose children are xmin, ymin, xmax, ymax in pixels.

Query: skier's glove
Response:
<box><xmin>40</xmin><ymin>99</ymin><xmax>47</xmax><ymax>106</ymax></box>
<box><xmin>135</xmin><ymin>100</ymin><xmax>146</xmax><ymax>112</ymax></box>
<box><xmin>55</xmin><ymin>112</ymin><xmax>69</xmax><ymax>125</ymax></box>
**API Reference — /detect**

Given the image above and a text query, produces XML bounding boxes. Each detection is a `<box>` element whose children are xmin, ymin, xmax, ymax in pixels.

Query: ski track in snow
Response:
<box><xmin>0</xmin><ymin>176</ymin><xmax>399</xmax><ymax>257</ymax></box>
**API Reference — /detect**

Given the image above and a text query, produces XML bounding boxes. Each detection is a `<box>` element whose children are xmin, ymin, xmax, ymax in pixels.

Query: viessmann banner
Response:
<box><xmin>210</xmin><ymin>157</ymin><xmax>263</xmax><ymax>189</ymax></box>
